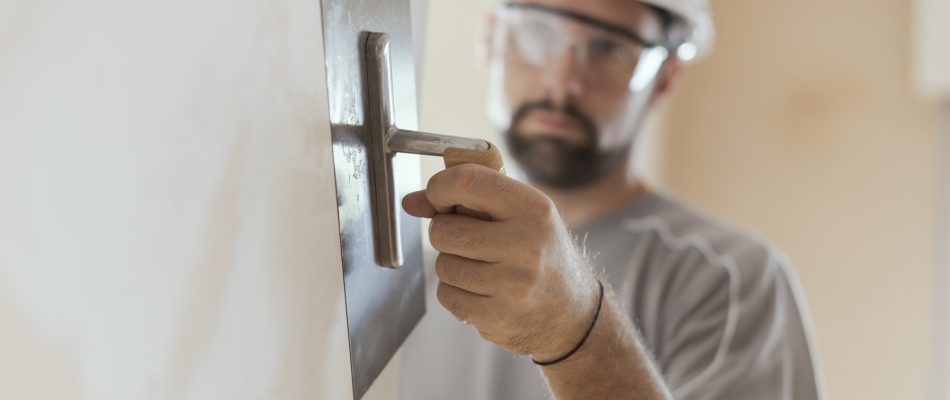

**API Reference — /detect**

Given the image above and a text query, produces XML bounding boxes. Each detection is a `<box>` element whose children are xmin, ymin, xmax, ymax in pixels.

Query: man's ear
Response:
<box><xmin>650</xmin><ymin>57</ymin><xmax>683</xmax><ymax>103</ymax></box>
<box><xmin>477</xmin><ymin>12</ymin><xmax>497</xmax><ymax>70</ymax></box>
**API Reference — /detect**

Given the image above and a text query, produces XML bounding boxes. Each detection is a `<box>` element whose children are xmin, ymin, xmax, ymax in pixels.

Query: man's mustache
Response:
<box><xmin>509</xmin><ymin>100</ymin><xmax>598</xmax><ymax>142</ymax></box>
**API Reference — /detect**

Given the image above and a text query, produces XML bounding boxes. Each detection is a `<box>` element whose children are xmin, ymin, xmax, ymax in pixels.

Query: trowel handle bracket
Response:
<box><xmin>364</xmin><ymin>32</ymin><xmax>499</xmax><ymax>268</ymax></box>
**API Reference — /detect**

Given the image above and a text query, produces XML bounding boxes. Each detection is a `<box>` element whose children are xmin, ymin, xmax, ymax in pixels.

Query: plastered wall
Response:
<box><xmin>0</xmin><ymin>1</ymin><xmax>352</xmax><ymax>398</ymax></box>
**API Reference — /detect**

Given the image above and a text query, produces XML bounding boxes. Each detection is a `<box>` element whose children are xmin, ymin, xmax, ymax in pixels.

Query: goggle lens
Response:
<box><xmin>497</xmin><ymin>5</ymin><xmax>669</xmax><ymax>91</ymax></box>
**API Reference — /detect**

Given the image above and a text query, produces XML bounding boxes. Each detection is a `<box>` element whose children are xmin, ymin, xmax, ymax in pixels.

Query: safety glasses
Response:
<box><xmin>493</xmin><ymin>2</ymin><xmax>670</xmax><ymax>92</ymax></box>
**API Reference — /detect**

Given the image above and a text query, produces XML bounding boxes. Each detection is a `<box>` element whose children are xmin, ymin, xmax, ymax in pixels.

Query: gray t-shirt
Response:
<box><xmin>399</xmin><ymin>192</ymin><xmax>823</xmax><ymax>399</ymax></box>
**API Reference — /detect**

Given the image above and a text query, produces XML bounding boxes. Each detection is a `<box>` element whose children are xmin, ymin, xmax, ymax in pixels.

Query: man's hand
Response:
<box><xmin>402</xmin><ymin>164</ymin><xmax>599</xmax><ymax>360</ymax></box>
<box><xmin>404</xmin><ymin>164</ymin><xmax>671</xmax><ymax>399</ymax></box>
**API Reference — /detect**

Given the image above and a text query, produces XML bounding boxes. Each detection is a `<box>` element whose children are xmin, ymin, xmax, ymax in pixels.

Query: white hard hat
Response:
<box><xmin>638</xmin><ymin>0</ymin><xmax>715</xmax><ymax>61</ymax></box>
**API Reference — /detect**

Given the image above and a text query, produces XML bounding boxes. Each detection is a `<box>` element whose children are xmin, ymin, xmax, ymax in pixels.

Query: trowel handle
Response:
<box><xmin>442</xmin><ymin>142</ymin><xmax>505</xmax><ymax>221</ymax></box>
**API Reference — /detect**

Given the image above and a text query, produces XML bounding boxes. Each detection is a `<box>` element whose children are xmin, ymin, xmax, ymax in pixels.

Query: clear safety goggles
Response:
<box><xmin>492</xmin><ymin>2</ymin><xmax>671</xmax><ymax>92</ymax></box>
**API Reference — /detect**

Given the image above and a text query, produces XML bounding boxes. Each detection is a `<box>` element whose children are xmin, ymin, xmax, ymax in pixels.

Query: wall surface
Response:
<box><xmin>660</xmin><ymin>1</ymin><xmax>940</xmax><ymax>399</ymax></box>
<box><xmin>0</xmin><ymin>1</ymin><xmax>352</xmax><ymax>398</ymax></box>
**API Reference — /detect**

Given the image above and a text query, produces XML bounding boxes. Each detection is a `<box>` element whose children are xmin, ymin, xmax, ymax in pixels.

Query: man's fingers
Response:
<box><xmin>436</xmin><ymin>281</ymin><xmax>488</xmax><ymax>324</ymax></box>
<box><xmin>425</xmin><ymin>164</ymin><xmax>551</xmax><ymax>221</ymax></box>
<box><xmin>428</xmin><ymin>214</ymin><xmax>509</xmax><ymax>262</ymax></box>
<box><xmin>402</xmin><ymin>191</ymin><xmax>438</xmax><ymax>218</ymax></box>
<box><xmin>435</xmin><ymin>253</ymin><xmax>498</xmax><ymax>296</ymax></box>
<box><xmin>403</xmin><ymin>190</ymin><xmax>456</xmax><ymax>217</ymax></box>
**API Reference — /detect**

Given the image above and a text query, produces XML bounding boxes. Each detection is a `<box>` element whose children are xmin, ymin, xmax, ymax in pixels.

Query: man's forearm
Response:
<box><xmin>538</xmin><ymin>292</ymin><xmax>671</xmax><ymax>400</ymax></box>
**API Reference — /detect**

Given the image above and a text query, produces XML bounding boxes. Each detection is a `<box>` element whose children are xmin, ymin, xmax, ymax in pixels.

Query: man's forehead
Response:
<box><xmin>503</xmin><ymin>0</ymin><xmax>663</xmax><ymax>39</ymax></box>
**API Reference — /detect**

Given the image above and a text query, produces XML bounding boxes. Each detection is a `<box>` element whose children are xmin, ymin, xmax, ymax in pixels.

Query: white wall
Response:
<box><xmin>0</xmin><ymin>1</ymin><xmax>351</xmax><ymax>398</ymax></box>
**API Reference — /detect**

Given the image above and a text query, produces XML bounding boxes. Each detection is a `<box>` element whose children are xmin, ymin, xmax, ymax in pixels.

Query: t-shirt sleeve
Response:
<box><xmin>653</xmin><ymin>249</ymin><xmax>821</xmax><ymax>400</ymax></box>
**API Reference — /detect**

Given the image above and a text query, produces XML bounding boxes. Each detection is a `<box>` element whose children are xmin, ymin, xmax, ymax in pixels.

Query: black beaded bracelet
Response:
<box><xmin>532</xmin><ymin>280</ymin><xmax>605</xmax><ymax>366</ymax></box>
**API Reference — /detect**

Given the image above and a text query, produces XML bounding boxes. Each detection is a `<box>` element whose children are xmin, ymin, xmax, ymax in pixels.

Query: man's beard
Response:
<box><xmin>505</xmin><ymin>100</ymin><xmax>630</xmax><ymax>190</ymax></box>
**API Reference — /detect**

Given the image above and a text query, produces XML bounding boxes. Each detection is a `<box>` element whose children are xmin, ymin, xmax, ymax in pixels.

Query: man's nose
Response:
<box><xmin>543</xmin><ymin>46</ymin><xmax>585</xmax><ymax>107</ymax></box>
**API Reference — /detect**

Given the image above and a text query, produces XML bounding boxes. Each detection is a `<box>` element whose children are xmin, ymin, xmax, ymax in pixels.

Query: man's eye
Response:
<box><xmin>589</xmin><ymin>39</ymin><xmax>627</xmax><ymax>60</ymax></box>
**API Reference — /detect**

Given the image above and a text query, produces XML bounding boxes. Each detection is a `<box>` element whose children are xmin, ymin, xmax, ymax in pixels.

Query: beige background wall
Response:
<box><xmin>660</xmin><ymin>1</ymin><xmax>939</xmax><ymax>399</ymax></box>
<box><xmin>416</xmin><ymin>1</ymin><xmax>943</xmax><ymax>399</ymax></box>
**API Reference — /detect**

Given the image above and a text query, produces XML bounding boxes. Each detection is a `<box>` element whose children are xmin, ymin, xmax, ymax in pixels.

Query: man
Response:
<box><xmin>400</xmin><ymin>0</ymin><xmax>822</xmax><ymax>399</ymax></box>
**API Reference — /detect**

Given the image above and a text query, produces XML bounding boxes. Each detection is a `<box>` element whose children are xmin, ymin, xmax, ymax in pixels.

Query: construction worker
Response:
<box><xmin>400</xmin><ymin>0</ymin><xmax>823</xmax><ymax>398</ymax></box>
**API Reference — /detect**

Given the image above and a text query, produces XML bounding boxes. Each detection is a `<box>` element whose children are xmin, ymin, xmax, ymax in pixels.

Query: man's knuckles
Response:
<box><xmin>522</xmin><ymin>193</ymin><xmax>557</xmax><ymax>224</ymax></box>
<box><xmin>429</xmin><ymin>215</ymin><xmax>488</xmax><ymax>251</ymax></box>
<box><xmin>435</xmin><ymin>254</ymin><xmax>483</xmax><ymax>290</ymax></box>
